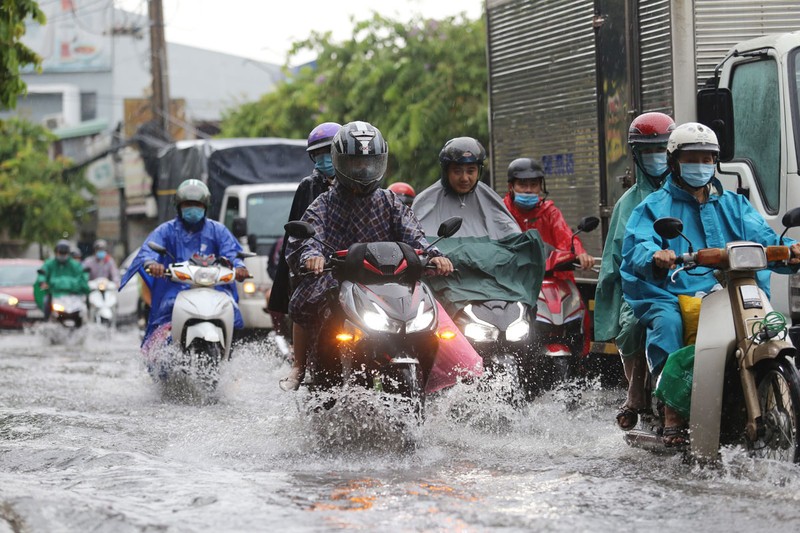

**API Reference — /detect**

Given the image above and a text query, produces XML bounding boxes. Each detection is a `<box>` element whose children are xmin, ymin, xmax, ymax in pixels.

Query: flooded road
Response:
<box><xmin>2</xmin><ymin>326</ymin><xmax>800</xmax><ymax>532</ymax></box>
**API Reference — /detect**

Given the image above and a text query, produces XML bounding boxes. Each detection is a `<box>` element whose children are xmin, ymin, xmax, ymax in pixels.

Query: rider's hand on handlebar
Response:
<box><xmin>39</xmin><ymin>282</ymin><xmax>49</xmax><ymax>290</ymax></box>
<box><xmin>653</xmin><ymin>250</ymin><xmax>677</xmax><ymax>270</ymax></box>
<box><xmin>790</xmin><ymin>243</ymin><xmax>800</xmax><ymax>265</ymax></box>
<box><xmin>145</xmin><ymin>262</ymin><xmax>165</xmax><ymax>278</ymax></box>
<box><xmin>305</xmin><ymin>256</ymin><xmax>325</xmax><ymax>275</ymax></box>
<box><xmin>235</xmin><ymin>267</ymin><xmax>250</xmax><ymax>282</ymax></box>
<box><xmin>430</xmin><ymin>256</ymin><xmax>454</xmax><ymax>276</ymax></box>
<box><xmin>576</xmin><ymin>252</ymin><xmax>594</xmax><ymax>271</ymax></box>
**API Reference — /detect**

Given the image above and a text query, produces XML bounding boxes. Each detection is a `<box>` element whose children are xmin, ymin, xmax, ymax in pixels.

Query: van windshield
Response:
<box><xmin>246</xmin><ymin>191</ymin><xmax>295</xmax><ymax>240</ymax></box>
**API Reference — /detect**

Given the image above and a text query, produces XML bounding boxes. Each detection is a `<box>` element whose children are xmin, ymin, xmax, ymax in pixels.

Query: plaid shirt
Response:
<box><xmin>286</xmin><ymin>183</ymin><xmax>438</xmax><ymax>325</ymax></box>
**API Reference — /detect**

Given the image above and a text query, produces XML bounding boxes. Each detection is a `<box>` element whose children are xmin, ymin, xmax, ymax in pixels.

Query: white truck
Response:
<box><xmin>484</xmin><ymin>0</ymin><xmax>800</xmax><ymax>351</ymax></box>
<box><xmin>154</xmin><ymin>138</ymin><xmax>312</xmax><ymax>334</ymax></box>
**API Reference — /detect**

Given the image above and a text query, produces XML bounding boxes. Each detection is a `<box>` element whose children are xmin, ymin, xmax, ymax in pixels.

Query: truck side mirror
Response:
<box><xmin>232</xmin><ymin>217</ymin><xmax>248</xmax><ymax>239</ymax></box>
<box><xmin>697</xmin><ymin>87</ymin><xmax>735</xmax><ymax>162</ymax></box>
<box><xmin>247</xmin><ymin>234</ymin><xmax>258</xmax><ymax>253</ymax></box>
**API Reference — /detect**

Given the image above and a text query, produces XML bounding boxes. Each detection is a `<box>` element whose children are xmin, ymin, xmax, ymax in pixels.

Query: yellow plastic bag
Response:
<box><xmin>678</xmin><ymin>294</ymin><xmax>702</xmax><ymax>345</ymax></box>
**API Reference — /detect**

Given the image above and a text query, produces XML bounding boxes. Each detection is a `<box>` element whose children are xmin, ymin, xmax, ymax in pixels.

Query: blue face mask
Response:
<box><xmin>513</xmin><ymin>193</ymin><xmax>540</xmax><ymax>210</ymax></box>
<box><xmin>639</xmin><ymin>152</ymin><xmax>668</xmax><ymax>178</ymax></box>
<box><xmin>680</xmin><ymin>163</ymin><xmax>715</xmax><ymax>188</ymax></box>
<box><xmin>315</xmin><ymin>154</ymin><xmax>335</xmax><ymax>177</ymax></box>
<box><xmin>182</xmin><ymin>206</ymin><xmax>205</xmax><ymax>225</ymax></box>
<box><xmin>96</xmin><ymin>250</ymin><xmax>107</xmax><ymax>260</ymax></box>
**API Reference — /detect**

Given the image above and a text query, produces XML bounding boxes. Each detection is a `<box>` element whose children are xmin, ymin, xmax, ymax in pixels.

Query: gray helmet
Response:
<box><xmin>93</xmin><ymin>239</ymin><xmax>108</xmax><ymax>251</ymax></box>
<box><xmin>331</xmin><ymin>121</ymin><xmax>388</xmax><ymax>196</ymax></box>
<box><xmin>174</xmin><ymin>179</ymin><xmax>211</xmax><ymax>208</ymax></box>
<box><xmin>54</xmin><ymin>240</ymin><xmax>71</xmax><ymax>255</ymax></box>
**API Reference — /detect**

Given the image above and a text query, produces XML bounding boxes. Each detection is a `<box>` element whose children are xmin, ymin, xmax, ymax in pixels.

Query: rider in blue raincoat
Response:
<box><xmin>120</xmin><ymin>179</ymin><xmax>250</xmax><ymax>344</ymax></box>
<box><xmin>621</xmin><ymin>122</ymin><xmax>799</xmax><ymax>377</ymax></box>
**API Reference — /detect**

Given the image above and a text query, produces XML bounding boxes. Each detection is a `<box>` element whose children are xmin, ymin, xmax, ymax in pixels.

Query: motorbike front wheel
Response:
<box><xmin>749</xmin><ymin>358</ymin><xmax>800</xmax><ymax>462</ymax></box>
<box><xmin>385</xmin><ymin>363</ymin><xmax>425</xmax><ymax>421</ymax></box>
<box><xmin>189</xmin><ymin>340</ymin><xmax>223</xmax><ymax>392</ymax></box>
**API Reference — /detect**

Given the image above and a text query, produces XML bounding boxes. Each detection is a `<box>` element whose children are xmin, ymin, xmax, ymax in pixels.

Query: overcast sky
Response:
<box><xmin>116</xmin><ymin>0</ymin><xmax>484</xmax><ymax>65</ymax></box>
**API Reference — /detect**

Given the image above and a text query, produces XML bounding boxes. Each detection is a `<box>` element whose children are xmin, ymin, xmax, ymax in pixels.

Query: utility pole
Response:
<box><xmin>148</xmin><ymin>0</ymin><xmax>171</xmax><ymax>139</ymax></box>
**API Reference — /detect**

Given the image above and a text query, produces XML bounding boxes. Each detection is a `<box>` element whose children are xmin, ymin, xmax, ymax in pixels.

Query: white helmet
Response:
<box><xmin>666</xmin><ymin>122</ymin><xmax>720</xmax><ymax>156</ymax></box>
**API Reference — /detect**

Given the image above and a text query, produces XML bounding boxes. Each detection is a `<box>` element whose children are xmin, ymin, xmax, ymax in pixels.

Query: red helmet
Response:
<box><xmin>628</xmin><ymin>112</ymin><xmax>676</xmax><ymax>145</ymax></box>
<box><xmin>388</xmin><ymin>181</ymin><xmax>416</xmax><ymax>207</ymax></box>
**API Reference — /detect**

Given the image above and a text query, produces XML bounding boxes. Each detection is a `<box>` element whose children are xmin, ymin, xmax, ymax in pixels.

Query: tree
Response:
<box><xmin>220</xmin><ymin>13</ymin><xmax>488</xmax><ymax>191</ymax></box>
<box><xmin>0</xmin><ymin>118</ymin><xmax>92</xmax><ymax>245</ymax></box>
<box><xmin>1</xmin><ymin>0</ymin><xmax>45</xmax><ymax>109</ymax></box>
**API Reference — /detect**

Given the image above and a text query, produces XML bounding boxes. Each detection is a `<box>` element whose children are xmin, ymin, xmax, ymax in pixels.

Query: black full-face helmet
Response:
<box><xmin>331</xmin><ymin>121</ymin><xmax>388</xmax><ymax>196</ymax></box>
<box><xmin>438</xmin><ymin>137</ymin><xmax>486</xmax><ymax>187</ymax></box>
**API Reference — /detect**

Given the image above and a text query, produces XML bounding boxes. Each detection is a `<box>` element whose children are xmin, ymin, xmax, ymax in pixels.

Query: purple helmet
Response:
<box><xmin>307</xmin><ymin>122</ymin><xmax>342</xmax><ymax>153</ymax></box>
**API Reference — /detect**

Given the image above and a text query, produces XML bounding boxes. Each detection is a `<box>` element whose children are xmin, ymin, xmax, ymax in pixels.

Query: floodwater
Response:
<box><xmin>2</xmin><ymin>325</ymin><xmax>800</xmax><ymax>532</ymax></box>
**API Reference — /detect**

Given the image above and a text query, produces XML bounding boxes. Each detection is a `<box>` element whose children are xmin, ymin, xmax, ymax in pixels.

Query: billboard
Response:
<box><xmin>22</xmin><ymin>0</ymin><xmax>113</xmax><ymax>73</ymax></box>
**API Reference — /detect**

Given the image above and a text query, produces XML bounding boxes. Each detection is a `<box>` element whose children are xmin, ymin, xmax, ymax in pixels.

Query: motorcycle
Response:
<box><xmin>625</xmin><ymin>209</ymin><xmax>800</xmax><ymax>463</ymax></box>
<box><xmin>532</xmin><ymin>216</ymin><xmax>599</xmax><ymax>390</ymax></box>
<box><xmin>48</xmin><ymin>293</ymin><xmax>88</xmax><ymax>329</ymax></box>
<box><xmin>145</xmin><ymin>242</ymin><xmax>252</xmax><ymax>392</ymax></box>
<box><xmin>283</xmin><ymin>216</ymin><xmax>463</xmax><ymax>415</ymax></box>
<box><xmin>88</xmin><ymin>277</ymin><xmax>118</xmax><ymax>327</ymax></box>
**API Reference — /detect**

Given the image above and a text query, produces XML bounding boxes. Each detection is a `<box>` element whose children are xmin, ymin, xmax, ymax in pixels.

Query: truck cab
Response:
<box><xmin>701</xmin><ymin>32</ymin><xmax>800</xmax><ymax>342</ymax></box>
<box><xmin>219</xmin><ymin>183</ymin><xmax>299</xmax><ymax>331</ymax></box>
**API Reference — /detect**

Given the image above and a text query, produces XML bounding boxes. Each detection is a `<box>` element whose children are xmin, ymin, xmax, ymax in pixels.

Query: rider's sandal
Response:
<box><xmin>662</xmin><ymin>425</ymin><xmax>689</xmax><ymax>448</ymax></box>
<box><xmin>279</xmin><ymin>372</ymin><xmax>302</xmax><ymax>392</ymax></box>
<box><xmin>615</xmin><ymin>405</ymin><xmax>640</xmax><ymax>431</ymax></box>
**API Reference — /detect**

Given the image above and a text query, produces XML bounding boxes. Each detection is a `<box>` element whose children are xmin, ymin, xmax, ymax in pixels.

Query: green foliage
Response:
<box><xmin>1</xmin><ymin>0</ymin><xmax>45</xmax><ymax>109</ymax></box>
<box><xmin>220</xmin><ymin>13</ymin><xmax>488</xmax><ymax>191</ymax></box>
<box><xmin>0</xmin><ymin>118</ymin><xmax>92</xmax><ymax>245</ymax></box>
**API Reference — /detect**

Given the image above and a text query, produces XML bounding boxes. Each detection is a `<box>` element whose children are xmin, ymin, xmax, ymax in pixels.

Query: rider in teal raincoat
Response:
<box><xmin>594</xmin><ymin>112</ymin><xmax>674</xmax><ymax>431</ymax></box>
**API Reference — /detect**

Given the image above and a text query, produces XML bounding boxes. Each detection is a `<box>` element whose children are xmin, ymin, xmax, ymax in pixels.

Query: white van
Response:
<box><xmin>219</xmin><ymin>182</ymin><xmax>299</xmax><ymax>331</ymax></box>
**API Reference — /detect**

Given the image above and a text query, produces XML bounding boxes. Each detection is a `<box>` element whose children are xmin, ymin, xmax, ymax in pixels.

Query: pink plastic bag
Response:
<box><xmin>425</xmin><ymin>301</ymin><xmax>484</xmax><ymax>393</ymax></box>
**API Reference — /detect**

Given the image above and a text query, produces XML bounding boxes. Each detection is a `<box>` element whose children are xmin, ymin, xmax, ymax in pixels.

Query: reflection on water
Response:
<box><xmin>1</xmin><ymin>328</ymin><xmax>800</xmax><ymax>531</ymax></box>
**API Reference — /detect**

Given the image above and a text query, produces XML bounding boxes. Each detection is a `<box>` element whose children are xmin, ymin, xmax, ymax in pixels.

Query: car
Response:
<box><xmin>0</xmin><ymin>258</ymin><xmax>45</xmax><ymax>328</ymax></box>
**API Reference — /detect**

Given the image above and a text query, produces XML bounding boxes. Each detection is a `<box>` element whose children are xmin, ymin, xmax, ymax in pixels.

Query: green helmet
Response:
<box><xmin>174</xmin><ymin>179</ymin><xmax>211</xmax><ymax>208</ymax></box>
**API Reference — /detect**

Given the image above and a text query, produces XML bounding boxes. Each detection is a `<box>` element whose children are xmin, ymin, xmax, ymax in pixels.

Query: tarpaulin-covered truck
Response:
<box><xmin>485</xmin><ymin>0</ymin><xmax>800</xmax><ymax>355</ymax></box>
<box><xmin>155</xmin><ymin>138</ymin><xmax>313</xmax><ymax>332</ymax></box>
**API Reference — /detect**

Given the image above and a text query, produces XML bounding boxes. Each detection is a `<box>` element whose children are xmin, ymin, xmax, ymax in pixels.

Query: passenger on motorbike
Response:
<box><xmin>82</xmin><ymin>239</ymin><xmax>120</xmax><ymax>284</ymax></box>
<box><xmin>280</xmin><ymin>121</ymin><xmax>453</xmax><ymax>391</ymax></box>
<box><xmin>620</xmin><ymin>122</ymin><xmax>800</xmax><ymax>446</ymax></box>
<box><xmin>387</xmin><ymin>181</ymin><xmax>416</xmax><ymax>208</ymax></box>
<box><xmin>594</xmin><ymin>112</ymin><xmax>675</xmax><ymax>431</ymax></box>
<box><xmin>35</xmin><ymin>239</ymin><xmax>90</xmax><ymax>318</ymax></box>
<box><xmin>503</xmin><ymin>157</ymin><xmax>594</xmax><ymax>277</ymax></box>
<box><xmin>413</xmin><ymin>137</ymin><xmax>520</xmax><ymax>239</ymax></box>
<box><xmin>268</xmin><ymin>122</ymin><xmax>342</xmax><ymax>339</ymax></box>
<box><xmin>119</xmin><ymin>179</ymin><xmax>250</xmax><ymax>344</ymax></box>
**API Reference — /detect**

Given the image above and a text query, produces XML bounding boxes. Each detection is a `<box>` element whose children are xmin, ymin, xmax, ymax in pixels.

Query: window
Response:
<box><xmin>246</xmin><ymin>192</ymin><xmax>295</xmax><ymax>239</ymax></box>
<box><xmin>223</xmin><ymin>197</ymin><xmax>239</xmax><ymax>231</ymax></box>
<box><xmin>730</xmin><ymin>58</ymin><xmax>781</xmax><ymax>213</ymax></box>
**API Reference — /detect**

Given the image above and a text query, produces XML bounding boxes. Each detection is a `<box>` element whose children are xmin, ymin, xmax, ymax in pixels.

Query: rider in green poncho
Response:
<box><xmin>594</xmin><ymin>112</ymin><xmax>675</xmax><ymax>431</ymax></box>
<box><xmin>34</xmin><ymin>239</ymin><xmax>90</xmax><ymax>316</ymax></box>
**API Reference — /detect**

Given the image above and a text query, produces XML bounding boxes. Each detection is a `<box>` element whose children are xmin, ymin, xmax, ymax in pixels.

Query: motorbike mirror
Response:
<box><xmin>577</xmin><ymin>216</ymin><xmax>600</xmax><ymax>233</ymax></box>
<box><xmin>37</xmin><ymin>268</ymin><xmax>45</xmax><ymax>275</ymax></box>
<box><xmin>437</xmin><ymin>217</ymin><xmax>462</xmax><ymax>238</ymax></box>
<box><xmin>231</xmin><ymin>217</ymin><xmax>248</xmax><ymax>239</ymax></box>
<box><xmin>147</xmin><ymin>241</ymin><xmax>168</xmax><ymax>255</ymax></box>
<box><xmin>653</xmin><ymin>218</ymin><xmax>684</xmax><ymax>240</ymax></box>
<box><xmin>778</xmin><ymin>207</ymin><xmax>800</xmax><ymax>243</ymax></box>
<box><xmin>284</xmin><ymin>221</ymin><xmax>316</xmax><ymax>239</ymax></box>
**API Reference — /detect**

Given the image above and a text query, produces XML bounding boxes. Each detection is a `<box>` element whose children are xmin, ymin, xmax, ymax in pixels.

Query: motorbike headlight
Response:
<box><xmin>727</xmin><ymin>243</ymin><xmax>767</xmax><ymax>270</ymax></box>
<box><xmin>0</xmin><ymin>293</ymin><xmax>18</xmax><ymax>307</ymax></box>
<box><xmin>52</xmin><ymin>303</ymin><xmax>65</xmax><ymax>313</ymax></box>
<box><xmin>362</xmin><ymin>303</ymin><xmax>401</xmax><ymax>333</ymax></box>
<box><xmin>464</xmin><ymin>322</ymin><xmax>499</xmax><ymax>342</ymax></box>
<box><xmin>506</xmin><ymin>317</ymin><xmax>530</xmax><ymax>342</ymax></box>
<box><xmin>194</xmin><ymin>267</ymin><xmax>218</xmax><ymax>286</ymax></box>
<box><xmin>407</xmin><ymin>301</ymin><xmax>435</xmax><ymax>333</ymax></box>
<box><xmin>242</xmin><ymin>280</ymin><xmax>256</xmax><ymax>294</ymax></box>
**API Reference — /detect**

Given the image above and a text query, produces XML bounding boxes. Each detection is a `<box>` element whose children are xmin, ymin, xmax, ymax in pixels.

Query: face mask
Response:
<box><xmin>513</xmin><ymin>192</ymin><xmax>540</xmax><ymax>210</ymax></box>
<box><xmin>182</xmin><ymin>206</ymin><xmax>205</xmax><ymax>225</ymax></box>
<box><xmin>56</xmin><ymin>253</ymin><xmax>69</xmax><ymax>263</ymax></box>
<box><xmin>315</xmin><ymin>154</ymin><xmax>335</xmax><ymax>177</ymax></box>
<box><xmin>680</xmin><ymin>163</ymin><xmax>715</xmax><ymax>188</ymax></box>
<box><xmin>640</xmin><ymin>152</ymin><xmax>668</xmax><ymax>178</ymax></box>
<box><xmin>96</xmin><ymin>251</ymin><xmax>107</xmax><ymax>260</ymax></box>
